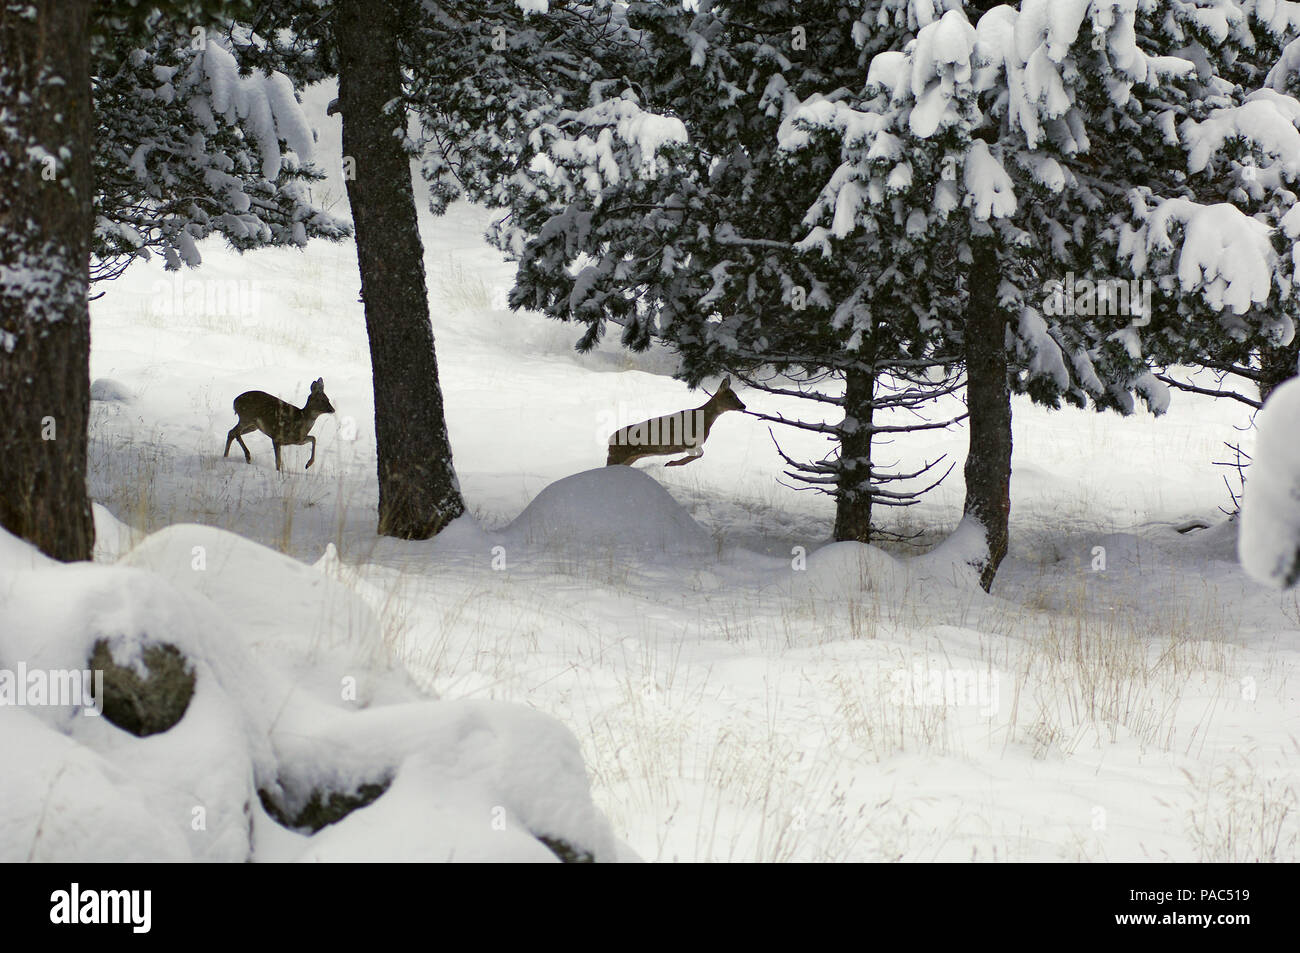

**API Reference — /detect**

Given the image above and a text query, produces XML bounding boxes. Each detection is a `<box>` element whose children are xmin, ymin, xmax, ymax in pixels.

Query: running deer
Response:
<box><xmin>606</xmin><ymin>377</ymin><xmax>747</xmax><ymax>467</ymax></box>
<box><xmin>224</xmin><ymin>378</ymin><xmax>335</xmax><ymax>471</ymax></box>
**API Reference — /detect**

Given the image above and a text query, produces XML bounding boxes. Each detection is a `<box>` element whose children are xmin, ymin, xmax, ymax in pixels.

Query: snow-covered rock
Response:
<box><xmin>120</xmin><ymin>524</ymin><xmax>419</xmax><ymax>708</ymax></box>
<box><xmin>0</xmin><ymin>525</ymin><xmax>619</xmax><ymax>862</ymax></box>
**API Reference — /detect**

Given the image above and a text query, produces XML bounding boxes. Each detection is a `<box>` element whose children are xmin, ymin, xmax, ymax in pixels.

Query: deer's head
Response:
<box><xmin>711</xmin><ymin>377</ymin><xmax>747</xmax><ymax>414</ymax></box>
<box><xmin>308</xmin><ymin>377</ymin><xmax>336</xmax><ymax>416</ymax></box>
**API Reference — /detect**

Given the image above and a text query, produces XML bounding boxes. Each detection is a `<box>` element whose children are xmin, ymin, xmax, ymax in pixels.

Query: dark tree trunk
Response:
<box><xmin>335</xmin><ymin>0</ymin><xmax>465</xmax><ymax>538</ymax></box>
<box><xmin>833</xmin><ymin>365</ymin><xmax>875</xmax><ymax>543</ymax></box>
<box><xmin>1258</xmin><ymin>337</ymin><xmax>1299</xmax><ymax>406</ymax></box>
<box><xmin>962</xmin><ymin>238</ymin><xmax>1011</xmax><ymax>592</ymax></box>
<box><xmin>0</xmin><ymin>1</ymin><xmax>94</xmax><ymax>561</ymax></box>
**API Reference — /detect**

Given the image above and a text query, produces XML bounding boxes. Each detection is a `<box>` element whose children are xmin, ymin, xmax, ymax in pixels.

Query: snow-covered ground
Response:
<box><xmin>27</xmin><ymin>84</ymin><xmax>1296</xmax><ymax>862</ymax></box>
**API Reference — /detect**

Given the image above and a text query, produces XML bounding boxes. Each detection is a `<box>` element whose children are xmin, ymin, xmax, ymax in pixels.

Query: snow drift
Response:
<box><xmin>501</xmin><ymin>466</ymin><xmax>715</xmax><ymax>558</ymax></box>
<box><xmin>0</xmin><ymin>525</ymin><xmax>618</xmax><ymax>862</ymax></box>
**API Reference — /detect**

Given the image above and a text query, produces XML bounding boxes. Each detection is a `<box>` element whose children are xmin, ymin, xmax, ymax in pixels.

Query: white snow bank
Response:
<box><xmin>120</xmin><ymin>524</ymin><xmax>420</xmax><ymax>709</ymax></box>
<box><xmin>1</xmin><ymin>552</ymin><xmax>278</xmax><ymax>861</ymax></box>
<box><xmin>92</xmin><ymin>503</ymin><xmax>140</xmax><ymax>563</ymax></box>
<box><xmin>3</xmin><ymin>706</ymin><xmax>196</xmax><ymax>861</ymax></box>
<box><xmin>783</xmin><ymin>521</ymin><xmax>987</xmax><ymax>601</ymax></box>
<box><xmin>282</xmin><ymin>698</ymin><xmax>615</xmax><ymax>862</ymax></box>
<box><xmin>1240</xmin><ymin>378</ymin><xmax>1300</xmax><ymax>588</ymax></box>
<box><xmin>0</xmin><ymin>524</ymin><xmax>619</xmax><ymax>861</ymax></box>
<box><xmin>911</xmin><ymin>516</ymin><xmax>991</xmax><ymax>589</ymax></box>
<box><xmin>363</xmin><ymin>513</ymin><xmax>501</xmax><ymax>570</ymax></box>
<box><xmin>790</xmin><ymin>540</ymin><xmax>913</xmax><ymax>597</ymax></box>
<box><xmin>0</xmin><ymin>525</ymin><xmax>56</xmax><ymax>572</ymax></box>
<box><xmin>501</xmin><ymin>466</ymin><xmax>715</xmax><ymax>559</ymax></box>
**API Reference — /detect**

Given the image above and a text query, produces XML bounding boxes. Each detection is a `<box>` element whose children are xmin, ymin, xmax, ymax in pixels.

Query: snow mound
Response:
<box><xmin>779</xmin><ymin>523</ymin><xmax>988</xmax><ymax>600</ymax></box>
<box><xmin>1</xmin><ymin>556</ymin><xmax>278</xmax><ymax>860</ymax></box>
<box><xmin>1240</xmin><ymin>378</ymin><xmax>1300</xmax><ymax>588</ymax></box>
<box><xmin>90</xmin><ymin>378</ymin><xmax>136</xmax><ymax>402</ymax></box>
<box><xmin>286</xmin><ymin>699</ymin><xmax>613</xmax><ymax>862</ymax></box>
<box><xmin>796</xmin><ymin>541</ymin><xmax>912</xmax><ymax>596</ymax></box>
<box><xmin>501</xmin><ymin>466</ymin><xmax>715</xmax><ymax>558</ymax></box>
<box><xmin>120</xmin><ymin>524</ymin><xmax>420</xmax><ymax>708</ymax></box>
<box><xmin>0</xmin><ymin>525</ymin><xmax>56</xmax><ymax>572</ymax></box>
<box><xmin>91</xmin><ymin>503</ymin><xmax>141</xmax><ymax>563</ymax></box>
<box><xmin>0</xmin><ymin>524</ymin><xmax>619</xmax><ymax>862</ymax></box>
<box><xmin>911</xmin><ymin>517</ymin><xmax>991</xmax><ymax>589</ymax></box>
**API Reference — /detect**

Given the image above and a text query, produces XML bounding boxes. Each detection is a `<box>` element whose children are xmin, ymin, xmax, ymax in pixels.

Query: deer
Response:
<box><xmin>224</xmin><ymin>378</ymin><xmax>335</xmax><ymax>471</ymax></box>
<box><xmin>606</xmin><ymin>377</ymin><xmax>747</xmax><ymax>467</ymax></box>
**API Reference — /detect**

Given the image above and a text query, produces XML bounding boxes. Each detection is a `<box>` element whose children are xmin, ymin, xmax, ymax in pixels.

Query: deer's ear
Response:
<box><xmin>312</xmin><ymin>378</ymin><xmax>324</xmax><ymax>392</ymax></box>
<box><xmin>720</xmin><ymin>376</ymin><xmax>732</xmax><ymax>390</ymax></box>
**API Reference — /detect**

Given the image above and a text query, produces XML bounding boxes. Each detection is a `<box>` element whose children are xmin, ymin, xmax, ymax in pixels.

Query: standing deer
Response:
<box><xmin>606</xmin><ymin>377</ymin><xmax>747</xmax><ymax>467</ymax></box>
<box><xmin>224</xmin><ymin>378</ymin><xmax>335</xmax><ymax>471</ymax></box>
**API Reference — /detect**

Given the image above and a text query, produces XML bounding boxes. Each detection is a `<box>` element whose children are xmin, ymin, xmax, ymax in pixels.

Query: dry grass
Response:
<box><xmin>84</xmin><ymin>387</ymin><xmax>1290</xmax><ymax>862</ymax></box>
<box><xmin>431</xmin><ymin>255</ymin><xmax>495</xmax><ymax>314</ymax></box>
<box><xmin>1182</xmin><ymin>745</ymin><xmax>1299</xmax><ymax>862</ymax></box>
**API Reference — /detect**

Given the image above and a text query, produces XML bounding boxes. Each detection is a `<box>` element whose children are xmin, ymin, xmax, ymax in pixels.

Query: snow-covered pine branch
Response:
<box><xmin>489</xmin><ymin>1</ymin><xmax>972</xmax><ymax>542</ymax></box>
<box><xmin>93</xmin><ymin>13</ymin><xmax>348</xmax><ymax>281</ymax></box>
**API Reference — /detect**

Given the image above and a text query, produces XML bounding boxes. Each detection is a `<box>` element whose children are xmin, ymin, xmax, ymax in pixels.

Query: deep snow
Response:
<box><xmin>5</xmin><ymin>80</ymin><xmax>1296</xmax><ymax>862</ymax></box>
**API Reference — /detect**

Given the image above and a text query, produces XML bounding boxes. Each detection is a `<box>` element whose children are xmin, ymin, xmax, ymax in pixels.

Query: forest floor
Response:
<box><xmin>78</xmin><ymin>88</ymin><xmax>1299</xmax><ymax>862</ymax></box>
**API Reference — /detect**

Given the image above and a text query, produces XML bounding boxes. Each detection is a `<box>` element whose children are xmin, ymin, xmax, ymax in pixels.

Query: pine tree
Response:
<box><xmin>785</xmin><ymin>0</ymin><xmax>1300</xmax><ymax>588</ymax></box>
<box><xmin>434</xmin><ymin>0</ymin><xmax>1300</xmax><ymax>584</ymax></box>
<box><xmin>478</xmin><ymin>1</ymin><xmax>966</xmax><ymax>543</ymax></box>
<box><xmin>1134</xmin><ymin>2</ymin><xmax>1300</xmax><ymax>409</ymax></box>
<box><xmin>334</xmin><ymin>0</ymin><xmax>466</xmax><ymax>537</ymax></box>
<box><xmin>91</xmin><ymin>8</ymin><xmax>349</xmax><ymax>283</ymax></box>
<box><xmin>0</xmin><ymin>0</ymin><xmax>96</xmax><ymax>561</ymax></box>
<box><xmin>165</xmin><ymin>0</ymin><xmax>474</xmax><ymax>539</ymax></box>
<box><xmin>1</xmin><ymin>1</ymin><xmax>348</xmax><ymax>560</ymax></box>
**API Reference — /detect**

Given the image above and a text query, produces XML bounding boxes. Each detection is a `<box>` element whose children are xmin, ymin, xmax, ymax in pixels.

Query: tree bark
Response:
<box><xmin>961</xmin><ymin>238</ymin><xmax>1011</xmax><ymax>592</ymax></box>
<box><xmin>833</xmin><ymin>365</ymin><xmax>875</xmax><ymax>543</ymax></box>
<box><xmin>0</xmin><ymin>1</ymin><xmax>95</xmax><ymax>561</ymax></box>
<box><xmin>1258</xmin><ymin>337</ymin><xmax>1299</xmax><ymax>406</ymax></box>
<box><xmin>335</xmin><ymin>0</ymin><xmax>466</xmax><ymax>538</ymax></box>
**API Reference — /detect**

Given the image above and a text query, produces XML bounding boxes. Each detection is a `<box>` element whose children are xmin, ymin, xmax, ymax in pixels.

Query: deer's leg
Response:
<box><xmin>273</xmin><ymin>441</ymin><xmax>283</xmax><ymax>471</ymax></box>
<box><xmin>304</xmin><ymin>435</ymin><xmax>317</xmax><ymax>470</ymax></box>
<box><xmin>227</xmin><ymin>423</ymin><xmax>254</xmax><ymax>463</ymax></box>
<box><xmin>664</xmin><ymin>449</ymin><xmax>704</xmax><ymax>467</ymax></box>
